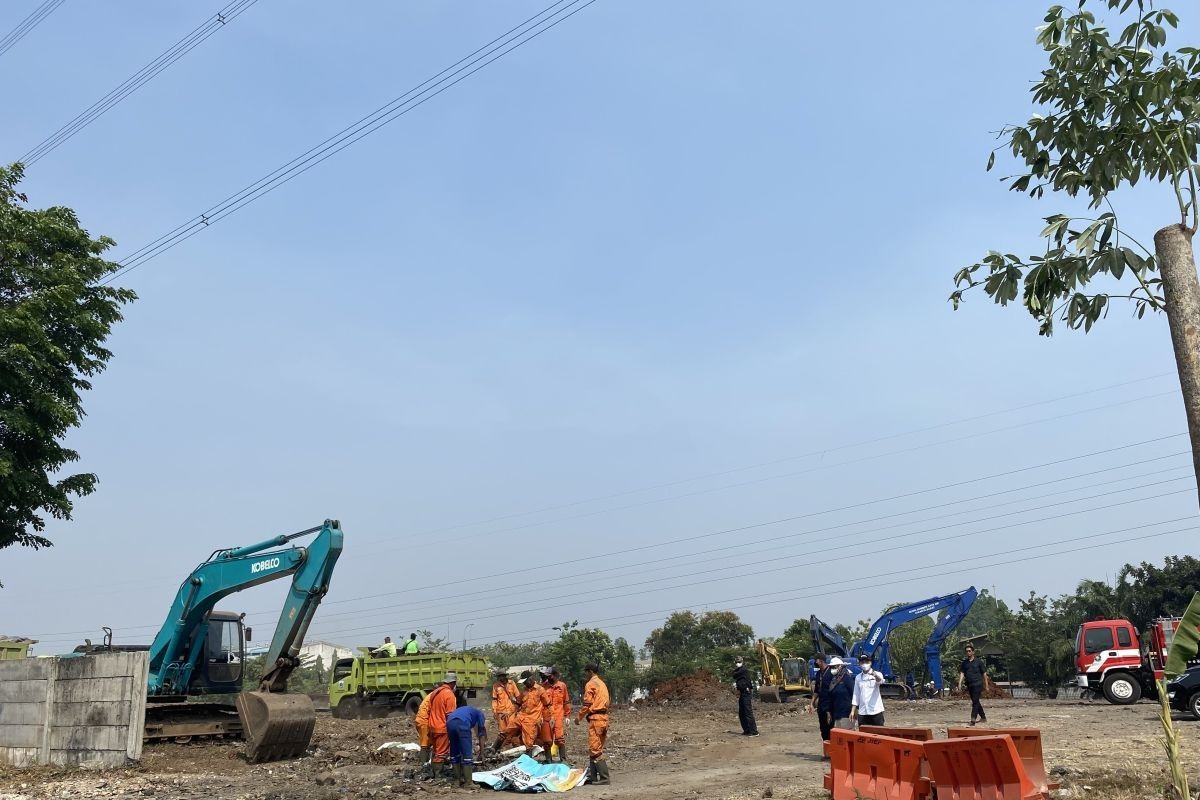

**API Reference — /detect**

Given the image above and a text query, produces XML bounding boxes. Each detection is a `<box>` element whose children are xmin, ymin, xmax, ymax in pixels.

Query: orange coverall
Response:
<box><xmin>491</xmin><ymin>679</ymin><xmax>520</xmax><ymax>745</ymax></box>
<box><xmin>414</xmin><ymin>691</ymin><xmax>434</xmax><ymax>748</ymax></box>
<box><xmin>427</xmin><ymin>684</ymin><xmax>457</xmax><ymax>763</ymax></box>
<box><xmin>515</xmin><ymin>683</ymin><xmax>549</xmax><ymax>749</ymax></box>
<box><xmin>542</xmin><ymin>678</ymin><xmax>572</xmax><ymax>747</ymax></box>
<box><xmin>576</xmin><ymin>674</ymin><xmax>610</xmax><ymax>760</ymax></box>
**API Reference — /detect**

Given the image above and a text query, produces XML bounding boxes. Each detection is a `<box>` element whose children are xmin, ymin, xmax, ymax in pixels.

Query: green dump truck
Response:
<box><xmin>328</xmin><ymin>649</ymin><xmax>490</xmax><ymax>718</ymax></box>
<box><xmin>0</xmin><ymin>636</ymin><xmax>36</xmax><ymax>660</ymax></box>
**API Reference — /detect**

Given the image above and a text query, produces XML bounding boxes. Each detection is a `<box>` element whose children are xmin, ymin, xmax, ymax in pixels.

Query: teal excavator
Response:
<box><xmin>76</xmin><ymin>519</ymin><xmax>344</xmax><ymax>761</ymax></box>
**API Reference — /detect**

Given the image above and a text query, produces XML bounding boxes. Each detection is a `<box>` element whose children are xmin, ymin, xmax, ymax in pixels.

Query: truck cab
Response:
<box><xmin>1073</xmin><ymin>617</ymin><xmax>1187</xmax><ymax>704</ymax></box>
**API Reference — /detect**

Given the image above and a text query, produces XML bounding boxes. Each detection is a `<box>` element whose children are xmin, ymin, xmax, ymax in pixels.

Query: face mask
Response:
<box><xmin>831</xmin><ymin>665</ymin><xmax>842</xmax><ymax>673</ymax></box>
<box><xmin>860</xmin><ymin>662</ymin><xmax>872</xmax><ymax>671</ymax></box>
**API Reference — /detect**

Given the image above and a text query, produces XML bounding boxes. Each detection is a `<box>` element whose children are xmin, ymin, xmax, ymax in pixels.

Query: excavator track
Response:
<box><xmin>144</xmin><ymin>702</ymin><xmax>243</xmax><ymax>741</ymax></box>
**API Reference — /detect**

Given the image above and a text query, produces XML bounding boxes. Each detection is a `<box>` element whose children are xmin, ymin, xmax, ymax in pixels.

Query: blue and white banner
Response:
<box><xmin>472</xmin><ymin>754</ymin><xmax>589</xmax><ymax>792</ymax></box>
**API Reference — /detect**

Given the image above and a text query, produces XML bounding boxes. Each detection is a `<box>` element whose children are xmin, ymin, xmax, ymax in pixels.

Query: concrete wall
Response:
<box><xmin>0</xmin><ymin>652</ymin><xmax>148</xmax><ymax>768</ymax></box>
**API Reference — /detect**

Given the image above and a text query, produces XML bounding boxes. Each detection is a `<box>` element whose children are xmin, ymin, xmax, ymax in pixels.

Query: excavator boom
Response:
<box><xmin>144</xmin><ymin>519</ymin><xmax>343</xmax><ymax>760</ymax></box>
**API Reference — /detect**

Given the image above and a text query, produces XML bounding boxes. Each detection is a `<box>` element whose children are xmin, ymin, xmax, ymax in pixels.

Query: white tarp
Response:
<box><xmin>472</xmin><ymin>754</ymin><xmax>589</xmax><ymax>792</ymax></box>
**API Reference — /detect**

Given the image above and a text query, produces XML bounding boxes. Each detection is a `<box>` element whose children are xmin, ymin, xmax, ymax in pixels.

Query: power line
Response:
<box><xmin>25</xmin><ymin>435</ymin><xmax>1190</xmax><ymax>641</ymax></box>
<box><xmin>0</xmin><ymin>0</ymin><xmax>66</xmax><ymax>60</ymax></box>
<box><xmin>19</xmin><ymin>0</ymin><xmax>260</xmax><ymax>165</ymax></box>
<box><xmin>353</xmin><ymin>390</ymin><xmax>1182</xmax><ymax>558</ymax></box>
<box><xmin>435</xmin><ymin>519</ymin><xmax>1199</xmax><ymax>649</ymax></box>
<box><xmin>299</xmin><ymin>483</ymin><xmax>1193</xmax><ymax>640</ymax></box>
<box><xmin>310</xmin><ymin>455</ymin><xmax>1193</xmax><ymax>617</ymax></box>
<box><xmin>351</xmin><ymin>372</ymin><xmax>1176</xmax><ymax>547</ymax></box>
<box><xmin>98</xmin><ymin>0</ymin><xmax>598</xmax><ymax>285</ymax></box>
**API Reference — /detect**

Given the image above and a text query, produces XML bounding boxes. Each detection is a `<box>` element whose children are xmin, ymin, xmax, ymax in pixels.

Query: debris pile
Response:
<box><xmin>645</xmin><ymin>670</ymin><xmax>733</xmax><ymax>705</ymax></box>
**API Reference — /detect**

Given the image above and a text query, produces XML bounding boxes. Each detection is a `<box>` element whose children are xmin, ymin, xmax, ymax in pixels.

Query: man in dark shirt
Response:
<box><xmin>808</xmin><ymin>654</ymin><xmax>832</xmax><ymax>743</ymax></box>
<box><xmin>732</xmin><ymin>656</ymin><xmax>759</xmax><ymax>736</ymax></box>
<box><xmin>957</xmin><ymin>643</ymin><xmax>988</xmax><ymax>725</ymax></box>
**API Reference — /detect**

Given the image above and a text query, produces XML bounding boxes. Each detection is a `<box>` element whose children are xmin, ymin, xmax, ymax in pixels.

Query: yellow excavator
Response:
<box><xmin>756</xmin><ymin>639</ymin><xmax>812</xmax><ymax>703</ymax></box>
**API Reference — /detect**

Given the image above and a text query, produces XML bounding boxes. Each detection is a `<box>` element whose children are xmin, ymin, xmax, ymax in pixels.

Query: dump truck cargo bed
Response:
<box><xmin>329</xmin><ymin>650</ymin><xmax>490</xmax><ymax>718</ymax></box>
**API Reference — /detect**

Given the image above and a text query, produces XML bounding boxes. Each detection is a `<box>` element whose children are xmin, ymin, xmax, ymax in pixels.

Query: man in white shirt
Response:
<box><xmin>850</xmin><ymin>653</ymin><xmax>886</xmax><ymax>727</ymax></box>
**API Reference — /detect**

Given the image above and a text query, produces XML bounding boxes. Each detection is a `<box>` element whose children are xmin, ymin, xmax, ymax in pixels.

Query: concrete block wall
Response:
<box><xmin>0</xmin><ymin>651</ymin><xmax>148</xmax><ymax>768</ymax></box>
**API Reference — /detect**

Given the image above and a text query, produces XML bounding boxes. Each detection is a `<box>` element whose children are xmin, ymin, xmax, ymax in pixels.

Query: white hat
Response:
<box><xmin>444</xmin><ymin>672</ymin><xmax>458</xmax><ymax>683</ymax></box>
<box><xmin>828</xmin><ymin>657</ymin><xmax>845</xmax><ymax>666</ymax></box>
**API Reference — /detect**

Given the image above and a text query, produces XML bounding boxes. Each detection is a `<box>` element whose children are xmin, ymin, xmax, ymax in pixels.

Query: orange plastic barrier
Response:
<box><xmin>859</xmin><ymin>725</ymin><xmax>935</xmax><ymax>742</ymax></box>
<box><xmin>923</xmin><ymin>735</ymin><xmax>1047</xmax><ymax>800</ymax></box>
<box><xmin>947</xmin><ymin>727</ymin><xmax>1058</xmax><ymax>794</ymax></box>
<box><xmin>825</xmin><ymin>728</ymin><xmax>929</xmax><ymax>800</ymax></box>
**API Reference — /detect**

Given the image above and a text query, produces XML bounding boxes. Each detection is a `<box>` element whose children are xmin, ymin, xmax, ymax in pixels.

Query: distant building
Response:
<box><xmin>247</xmin><ymin>640</ymin><xmax>353</xmax><ymax>669</ymax></box>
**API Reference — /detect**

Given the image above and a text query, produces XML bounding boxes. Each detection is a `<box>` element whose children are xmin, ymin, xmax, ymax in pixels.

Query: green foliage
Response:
<box><xmin>885</xmin><ymin>612</ymin><xmax>934</xmax><ymax>681</ymax></box>
<box><xmin>770</xmin><ymin>618</ymin><xmax>815</xmax><ymax>660</ymax></box>
<box><xmin>956</xmin><ymin>590</ymin><xmax>1014</xmax><ymax>638</ymax></box>
<box><xmin>543</xmin><ymin>622</ymin><xmax>637</xmax><ymax>703</ymax></box>
<box><xmin>472</xmin><ymin>639</ymin><xmax>552</xmax><ymax>669</ymax></box>
<box><xmin>994</xmin><ymin>592</ymin><xmax>1079</xmax><ymax>693</ymax></box>
<box><xmin>241</xmin><ymin>654</ymin><xmax>329</xmax><ymax>694</ymax></box>
<box><xmin>0</xmin><ymin>163</ymin><xmax>135</xmax><ymax>564</ymax></box>
<box><xmin>416</xmin><ymin>628</ymin><xmax>451</xmax><ymax>653</ymax></box>
<box><xmin>950</xmin><ymin>0</ymin><xmax>1199</xmax><ymax>334</ymax></box>
<box><xmin>643</xmin><ymin>610</ymin><xmax>754</xmax><ymax>689</ymax></box>
<box><xmin>1116</xmin><ymin>555</ymin><xmax>1200</xmax><ymax>629</ymax></box>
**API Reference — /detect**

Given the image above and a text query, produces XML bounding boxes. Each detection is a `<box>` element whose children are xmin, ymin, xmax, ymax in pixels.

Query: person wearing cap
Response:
<box><xmin>575</xmin><ymin>662</ymin><xmax>610</xmax><ymax>785</ymax></box>
<box><xmin>826</xmin><ymin>657</ymin><xmax>855</xmax><ymax>731</ymax></box>
<box><xmin>427</xmin><ymin>672</ymin><xmax>459</xmax><ymax>776</ymax></box>
<box><xmin>445</xmin><ymin>697</ymin><xmax>488</xmax><ymax>787</ymax></box>
<box><xmin>809</xmin><ymin>653</ymin><xmax>833</xmax><ymax>743</ymax></box>
<box><xmin>731</xmin><ymin>655</ymin><xmax>758</xmax><ymax>736</ymax></box>
<box><xmin>404</xmin><ymin>633</ymin><xmax>420</xmax><ymax>655</ymax></box>
<box><xmin>541</xmin><ymin>666</ymin><xmax>572</xmax><ymax>762</ymax></box>
<box><xmin>515</xmin><ymin>671</ymin><xmax>549</xmax><ymax>754</ymax></box>
<box><xmin>490</xmin><ymin>670</ymin><xmax>521</xmax><ymax>749</ymax></box>
<box><xmin>851</xmin><ymin>654</ymin><xmax>886</xmax><ymax>727</ymax></box>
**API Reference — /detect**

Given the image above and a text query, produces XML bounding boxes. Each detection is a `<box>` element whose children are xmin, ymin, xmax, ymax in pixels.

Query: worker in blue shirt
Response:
<box><xmin>825</xmin><ymin>657</ymin><xmax>856</xmax><ymax>733</ymax></box>
<box><xmin>446</xmin><ymin>701</ymin><xmax>488</xmax><ymax>787</ymax></box>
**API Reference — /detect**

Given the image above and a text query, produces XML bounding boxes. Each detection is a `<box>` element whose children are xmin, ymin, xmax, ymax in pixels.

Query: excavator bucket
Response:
<box><xmin>236</xmin><ymin>691</ymin><xmax>316</xmax><ymax>762</ymax></box>
<box><xmin>758</xmin><ymin>685</ymin><xmax>783</xmax><ymax>703</ymax></box>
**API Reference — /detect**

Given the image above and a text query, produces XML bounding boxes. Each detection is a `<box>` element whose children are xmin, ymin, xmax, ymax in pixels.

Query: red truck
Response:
<box><xmin>1074</xmin><ymin>617</ymin><xmax>1194</xmax><ymax>704</ymax></box>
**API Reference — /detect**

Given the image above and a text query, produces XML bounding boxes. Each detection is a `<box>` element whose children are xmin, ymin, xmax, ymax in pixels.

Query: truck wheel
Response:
<box><xmin>1190</xmin><ymin>692</ymin><xmax>1200</xmax><ymax>721</ymax></box>
<box><xmin>1102</xmin><ymin>672</ymin><xmax>1142</xmax><ymax>705</ymax></box>
<box><xmin>405</xmin><ymin>695</ymin><xmax>422</xmax><ymax>716</ymax></box>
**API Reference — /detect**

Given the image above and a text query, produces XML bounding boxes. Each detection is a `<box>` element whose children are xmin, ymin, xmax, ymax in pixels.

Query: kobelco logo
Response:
<box><xmin>251</xmin><ymin>557</ymin><xmax>281</xmax><ymax>574</ymax></box>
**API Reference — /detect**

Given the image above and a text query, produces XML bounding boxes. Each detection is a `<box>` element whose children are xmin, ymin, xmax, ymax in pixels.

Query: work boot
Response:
<box><xmin>593</xmin><ymin>760</ymin><xmax>611</xmax><ymax>785</ymax></box>
<box><xmin>557</xmin><ymin>743</ymin><xmax>567</xmax><ymax>763</ymax></box>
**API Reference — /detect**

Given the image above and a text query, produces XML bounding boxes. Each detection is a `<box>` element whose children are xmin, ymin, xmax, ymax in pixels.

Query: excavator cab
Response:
<box><xmin>198</xmin><ymin>612</ymin><xmax>246</xmax><ymax>692</ymax></box>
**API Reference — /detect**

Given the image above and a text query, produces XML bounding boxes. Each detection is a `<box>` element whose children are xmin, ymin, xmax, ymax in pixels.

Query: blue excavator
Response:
<box><xmin>75</xmin><ymin>519</ymin><xmax>343</xmax><ymax>761</ymax></box>
<box><xmin>848</xmin><ymin>586</ymin><xmax>978</xmax><ymax>698</ymax></box>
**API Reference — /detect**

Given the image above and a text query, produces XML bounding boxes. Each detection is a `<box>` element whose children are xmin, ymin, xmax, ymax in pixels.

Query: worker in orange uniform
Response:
<box><xmin>541</xmin><ymin>666</ymin><xmax>572</xmax><ymax>762</ymax></box>
<box><xmin>514</xmin><ymin>671</ymin><xmax>549</xmax><ymax>753</ymax></box>
<box><xmin>414</xmin><ymin>688</ymin><xmax>435</xmax><ymax>774</ymax></box>
<box><xmin>490</xmin><ymin>669</ymin><xmax>521</xmax><ymax>750</ymax></box>
<box><xmin>426</xmin><ymin>672</ymin><xmax>459</xmax><ymax>778</ymax></box>
<box><xmin>575</xmin><ymin>661</ymin><xmax>610</xmax><ymax>785</ymax></box>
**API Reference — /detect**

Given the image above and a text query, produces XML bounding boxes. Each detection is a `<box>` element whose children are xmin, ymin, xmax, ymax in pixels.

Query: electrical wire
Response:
<box><xmin>19</xmin><ymin>0</ymin><xmax>260</xmax><ymax>165</ymax></box>
<box><xmin>298</xmin><ymin>483</ymin><xmax>1193</xmax><ymax>640</ymax></box>
<box><xmin>98</xmin><ymin>0</ymin><xmax>599</xmax><ymax>285</ymax></box>
<box><xmin>0</xmin><ymin>0</ymin><xmax>66</xmax><ymax>60</ymax></box>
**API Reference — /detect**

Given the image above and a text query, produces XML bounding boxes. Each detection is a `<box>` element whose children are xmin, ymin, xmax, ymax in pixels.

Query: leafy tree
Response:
<box><xmin>834</xmin><ymin>619</ymin><xmax>870</xmax><ymax>645</ymax></box>
<box><xmin>994</xmin><ymin>592</ymin><xmax>1077</xmax><ymax>694</ymax></box>
<box><xmin>543</xmin><ymin>622</ymin><xmax>638</xmax><ymax>703</ymax></box>
<box><xmin>417</xmin><ymin>628</ymin><xmax>452</xmax><ymax>653</ymax></box>
<box><xmin>643</xmin><ymin>610</ymin><xmax>754</xmax><ymax>689</ymax></box>
<box><xmin>884</xmin><ymin>612</ymin><xmax>934</xmax><ymax>682</ymax></box>
<box><xmin>770</xmin><ymin>618</ymin><xmax>816</xmax><ymax>660</ymax></box>
<box><xmin>1117</xmin><ymin>555</ymin><xmax>1200</xmax><ymax>629</ymax></box>
<box><xmin>949</xmin><ymin>0</ymin><xmax>1200</xmax><ymax>505</ymax></box>
<box><xmin>241</xmin><ymin>654</ymin><xmax>329</xmax><ymax>694</ymax></box>
<box><xmin>472</xmin><ymin>639</ymin><xmax>552</xmax><ymax>668</ymax></box>
<box><xmin>956</xmin><ymin>590</ymin><xmax>1013</xmax><ymax>638</ymax></box>
<box><xmin>0</xmin><ymin>163</ymin><xmax>135</xmax><ymax>569</ymax></box>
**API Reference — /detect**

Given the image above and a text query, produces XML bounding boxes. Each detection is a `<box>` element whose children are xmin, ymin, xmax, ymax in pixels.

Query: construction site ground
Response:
<box><xmin>1</xmin><ymin>696</ymin><xmax>1197</xmax><ymax>800</ymax></box>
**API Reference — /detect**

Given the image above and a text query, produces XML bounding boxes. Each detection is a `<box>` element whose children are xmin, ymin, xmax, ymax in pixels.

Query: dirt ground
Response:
<box><xmin>1</xmin><ymin>697</ymin><xmax>1197</xmax><ymax>800</ymax></box>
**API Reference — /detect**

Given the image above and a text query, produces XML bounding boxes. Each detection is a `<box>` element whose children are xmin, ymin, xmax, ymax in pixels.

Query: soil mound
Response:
<box><xmin>646</xmin><ymin>670</ymin><xmax>734</xmax><ymax>705</ymax></box>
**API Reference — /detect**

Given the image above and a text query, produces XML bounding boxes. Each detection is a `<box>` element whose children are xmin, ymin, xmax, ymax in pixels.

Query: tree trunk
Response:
<box><xmin>1153</xmin><ymin>223</ymin><xmax>1200</xmax><ymax>509</ymax></box>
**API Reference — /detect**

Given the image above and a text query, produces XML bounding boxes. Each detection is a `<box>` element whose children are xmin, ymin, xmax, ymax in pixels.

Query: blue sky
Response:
<box><xmin>3</xmin><ymin>1</ymin><xmax>1196</xmax><ymax>656</ymax></box>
